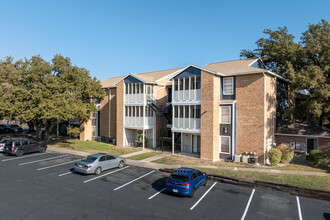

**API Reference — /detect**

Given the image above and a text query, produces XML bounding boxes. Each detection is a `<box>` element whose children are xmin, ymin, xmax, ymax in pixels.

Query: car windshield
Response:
<box><xmin>82</xmin><ymin>156</ymin><xmax>98</xmax><ymax>163</ymax></box>
<box><xmin>169</xmin><ymin>174</ymin><xmax>189</xmax><ymax>183</ymax></box>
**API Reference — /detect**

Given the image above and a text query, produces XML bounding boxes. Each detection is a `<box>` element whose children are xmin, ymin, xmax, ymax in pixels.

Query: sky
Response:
<box><xmin>0</xmin><ymin>0</ymin><xmax>329</xmax><ymax>81</ymax></box>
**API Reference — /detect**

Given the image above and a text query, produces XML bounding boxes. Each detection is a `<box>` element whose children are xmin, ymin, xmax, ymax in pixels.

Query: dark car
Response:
<box><xmin>6</xmin><ymin>124</ymin><xmax>23</xmax><ymax>133</ymax></box>
<box><xmin>0</xmin><ymin>124</ymin><xmax>11</xmax><ymax>133</ymax></box>
<box><xmin>2</xmin><ymin>138</ymin><xmax>47</xmax><ymax>157</ymax></box>
<box><xmin>166</xmin><ymin>167</ymin><xmax>208</xmax><ymax>198</ymax></box>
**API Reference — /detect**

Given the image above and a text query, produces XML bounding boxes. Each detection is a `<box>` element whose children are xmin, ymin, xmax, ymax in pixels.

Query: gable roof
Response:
<box><xmin>276</xmin><ymin>121</ymin><xmax>330</xmax><ymax>137</ymax></box>
<box><xmin>204</xmin><ymin>58</ymin><xmax>265</xmax><ymax>75</ymax></box>
<box><xmin>168</xmin><ymin>64</ymin><xmax>221</xmax><ymax>80</ymax></box>
<box><xmin>101</xmin><ymin>76</ymin><xmax>124</xmax><ymax>88</ymax></box>
<box><xmin>204</xmin><ymin>58</ymin><xmax>290</xmax><ymax>83</ymax></box>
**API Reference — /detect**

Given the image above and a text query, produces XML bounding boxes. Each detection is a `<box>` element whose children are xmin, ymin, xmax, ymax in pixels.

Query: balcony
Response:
<box><xmin>125</xmin><ymin>93</ymin><xmax>144</xmax><ymax>104</ymax></box>
<box><xmin>125</xmin><ymin>116</ymin><xmax>154</xmax><ymax>128</ymax></box>
<box><xmin>173</xmin><ymin>89</ymin><xmax>201</xmax><ymax>102</ymax></box>
<box><xmin>173</xmin><ymin>118</ymin><xmax>200</xmax><ymax>132</ymax></box>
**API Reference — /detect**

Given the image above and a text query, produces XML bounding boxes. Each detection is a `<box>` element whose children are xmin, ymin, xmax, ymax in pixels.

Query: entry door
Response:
<box><xmin>192</xmin><ymin>135</ymin><xmax>200</xmax><ymax>154</ymax></box>
<box><xmin>307</xmin><ymin>138</ymin><xmax>317</xmax><ymax>153</ymax></box>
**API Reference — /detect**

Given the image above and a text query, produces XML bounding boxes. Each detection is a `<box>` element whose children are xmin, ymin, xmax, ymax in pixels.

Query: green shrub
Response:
<box><xmin>276</xmin><ymin>144</ymin><xmax>294</xmax><ymax>163</ymax></box>
<box><xmin>309</xmin><ymin>150</ymin><xmax>329</xmax><ymax>168</ymax></box>
<box><xmin>268</xmin><ymin>148</ymin><xmax>282</xmax><ymax>166</ymax></box>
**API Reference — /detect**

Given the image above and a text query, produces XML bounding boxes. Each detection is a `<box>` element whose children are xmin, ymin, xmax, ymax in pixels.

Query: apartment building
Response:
<box><xmin>81</xmin><ymin>58</ymin><xmax>290</xmax><ymax>163</ymax></box>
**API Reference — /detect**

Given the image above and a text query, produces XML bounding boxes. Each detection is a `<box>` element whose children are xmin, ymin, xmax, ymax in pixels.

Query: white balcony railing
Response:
<box><xmin>125</xmin><ymin>93</ymin><xmax>144</xmax><ymax>104</ymax></box>
<box><xmin>125</xmin><ymin>116</ymin><xmax>154</xmax><ymax>128</ymax></box>
<box><xmin>173</xmin><ymin>89</ymin><xmax>201</xmax><ymax>102</ymax></box>
<box><xmin>173</xmin><ymin>118</ymin><xmax>200</xmax><ymax>131</ymax></box>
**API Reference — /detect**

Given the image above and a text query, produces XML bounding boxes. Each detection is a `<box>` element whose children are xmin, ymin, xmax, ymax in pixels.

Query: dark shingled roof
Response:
<box><xmin>276</xmin><ymin>121</ymin><xmax>330</xmax><ymax>137</ymax></box>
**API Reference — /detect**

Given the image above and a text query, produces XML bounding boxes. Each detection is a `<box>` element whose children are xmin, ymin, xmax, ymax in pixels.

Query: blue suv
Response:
<box><xmin>166</xmin><ymin>168</ymin><xmax>208</xmax><ymax>198</ymax></box>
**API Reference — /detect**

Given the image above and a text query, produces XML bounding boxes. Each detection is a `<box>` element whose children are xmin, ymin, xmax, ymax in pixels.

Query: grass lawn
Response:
<box><xmin>196</xmin><ymin>167</ymin><xmax>330</xmax><ymax>191</ymax></box>
<box><xmin>127</xmin><ymin>152</ymin><xmax>160</xmax><ymax>160</ymax></box>
<box><xmin>49</xmin><ymin>139</ymin><xmax>139</xmax><ymax>156</ymax></box>
<box><xmin>153</xmin><ymin>155</ymin><xmax>327</xmax><ymax>173</ymax></box>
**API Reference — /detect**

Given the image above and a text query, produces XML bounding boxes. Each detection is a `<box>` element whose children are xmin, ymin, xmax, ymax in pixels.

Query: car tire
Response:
<box><xmin>118</xmin><ymin>160</ymin><xmax>124</xmax><ymax>168</ymax></box>
<box><xmin>189</xmin><ymin>188</ymin><xmax>195</xmax><ymax>198</ymax></box>
<box><xmin>16</xmin><ymin>150</ymin><xmax>23</xmax><ymax>157</ymax></box>
<box><xmin>203</xmin><ymin>178</ymin><xmax>208</xmax><ymax>186</ymax></box>
<box><xmin>39</xmin><ymin>147</ymin><xmax>46</xmax><ymax>153</ymax></box>
<box><xmin>94</xmin><ymin>167</ymin><xmax>102</xmax><ymax>175</ymax></box>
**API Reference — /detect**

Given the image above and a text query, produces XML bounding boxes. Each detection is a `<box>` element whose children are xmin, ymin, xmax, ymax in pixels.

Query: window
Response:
<box><xmin>136</xmin><ymin>106</ymin><xmax>139</xmax><ymax>117</ymax></box>
<box><xmin>191</xmin><ymin>77</ymin><xmax>195</xmax><ymax>90</ymax></box>
<box><xmin>14</xmin><ymin>141</ymin><xmax>21</xmax><ymax>146</ymax></box>
<box><xmin>106</xmin><ymin>155</ymin><xmax>116</xmax><ymax>160</ymax></box>
<box><xmin>125</xmin><ymin>84</ymin><xmax>128</xmax><ymax>94</ymax></box>
<box><xmin>140</xmin><ymin>106</ymin><xmax>143</xmax><ymax>117</ymax></box>
<box><xmin>174</xmin><ymin>79</ymin><xmax>178</xmax><ymax>91</ymax></box>
<box><xmin>125</xmin><ymin>106</ymin><xmax>128</xmax><ymax>117</ymax></box>
<box><xmin>185</xmin><ymin>106</ymin><xmax>189</xmax><ymax>118</ymax></box>
<box><xmin>99</xmin><ymin>156</ymin><xmax>107</xmax><ymax>162</ymax></box>
<box><xmin>179</xmin><ymin>78</ymin><xmax>183</xmax><ymax>91</ymax></box>
<box><xmin>184</xmin><ymin>77</ymin><xmax>189</xmax><ymax>90</ymax></box>
<box><xmin>179</xmin><ymin>106</ymin><xmax>183</xmax><ymax>118</ymax></box>
<box><xmin>190</xmin><ymin>106</ymin><xmax>194</xmax><ymax>118</ymax></box>
<box><xmin>195</xmin><ymin>105</ymin><xmax>201</xmax><ymax>118</ymax></box>
<box><xmin>128</xmin><ymin>106</ymin><xmax>131</xmax><ymax>117</ymax></box>
<box><xmin>196</xmin><ymin>76</ymin><xmax>201</xmax><ymax>89</ymax></box>
<box><xmin>174</xmin><ymin>106</ymin><xmax>178</xmax><ymax>118</ymax></box>
<box><xmin>223</xmin><ymin>77</ymin><xmax>234</xmax><ymax>95</ymax></box>
<box><xmin>132</xmin><ymin>106</ymin><xmax>135</xmax><ymax>117</ymax></box>
<box><xmin>22</xmin><ymin>141</ymin><xmax>28</xmax><ymax>145</ymax></box>
<box><xmin>140</xmin><ymin>83</ymin><xmax>143</xmax><ymax>94</ymax></box>
<box><xmin>132</xmin><ymin>84</ymin><xmax>135</xmax><ymax>94</ymax></box>
<box><xmin>191</xmin><ymin>172</ymin><xmax>197</xmax><ymax>180</ymax></box>
<box><xmin>220</xmin><ymin>136</ymin><xmax>230</xmax><ymax>154</ymax></box>
<box><xmin>220</xmin><ymin>106</ymin><xmax>231</xmax><ymax>124</ymax></box>
<box><xmin>29</xmin><ymin>141</ymin><xmax>36</xmax><ymax>145</ymax></box>
<box><xmin>129</xmin><ymin>84</ymin><xmax>132</xmax><ymax>94</ymax></box>
<box><xmin>136</xmin><ymin>83</ymin><xmax>139</xmax><ymax>94</ymax></box>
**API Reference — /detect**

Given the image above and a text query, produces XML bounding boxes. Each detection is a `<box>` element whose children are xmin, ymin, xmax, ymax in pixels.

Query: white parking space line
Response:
<box><xmin>37</xmin><ymin>159</ymin><xmax>81</xmax><ymax>171</ymax></box>
<box><xmin>241</xmin><ymin>188</ymin><xmax>255</xmax><ymax>220</ymax></box>
<box><xmin>58</xmin><ymin>171</ymin><xmax>76</xmax><ymax>177</ymax></box>
<box><xmin>190</xmin><ymin>182</ymin><xmax>217</xmax><ymax>210</ymax></box>
<box><xmin>114</xmin><ymin>170</ymin><xmax>155</xmax><ymax>191</ymax></box>
<box><xmin>296</xmin><ymin>196</ymin><xmax>303</xmax><ymax>220</ymax></box>
<box><xmin>148</xmin><ymin>188</ymin><xmax>166</xmax><ymax>200</ymax></box>
<box><xmin>83</xmin><ymin>166</ymin><xmax>130</xmax><ymax>183</ymax></box>
<box><xmin>1</xmin><ymin>153</ymin><xmax>51</xmax><ymax>162</ymax></box>
<box><xmin>18</xmin><ymin>154</ymin><xmax>67</xmax><ymax>165</ymax></box>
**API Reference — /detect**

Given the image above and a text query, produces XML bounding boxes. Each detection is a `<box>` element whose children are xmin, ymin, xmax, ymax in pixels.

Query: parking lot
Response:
<box><xmin>0</xmin><ymin>151</ymin><xmax>329</xmax><ymax>220</ymax></box>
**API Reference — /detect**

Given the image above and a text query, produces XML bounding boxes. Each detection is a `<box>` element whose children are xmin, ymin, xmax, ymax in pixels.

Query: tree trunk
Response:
<box><xmin>43</xmin><ymin>119</ymin><xmax>56</xmax><ymax>142</ymax></box>
<box><xmin>27</xmin><ymin>121</ymin><xmax>34</xmax><ymax>132</ymax></box>
<box><xmin>35</xmin><ymin>120</ymin><xmax>43</xmax><ymax>141</ymax></box>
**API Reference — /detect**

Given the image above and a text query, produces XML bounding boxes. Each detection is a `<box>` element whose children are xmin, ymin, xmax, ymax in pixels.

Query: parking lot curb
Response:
<box><xmin>159</xmin><ymin>168</ymin><xmax>330</xmax><ymax>202</ymax></box>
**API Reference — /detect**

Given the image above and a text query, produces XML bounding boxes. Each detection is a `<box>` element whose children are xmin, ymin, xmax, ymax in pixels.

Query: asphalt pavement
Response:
<box><xmin>0</xmin><ymin>151</ymin><xmax>329</xmax><ymax>220</ymax></box>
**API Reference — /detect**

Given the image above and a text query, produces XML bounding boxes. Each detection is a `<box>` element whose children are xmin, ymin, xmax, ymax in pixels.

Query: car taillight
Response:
<box><xmin>11</xmin><ymin>147</ymin><xmax>14</xmax><ymax>151</ymax></box>
<box><xmin>84</xmin><ymin>165</ymin><xmax>91</xmax><ymax>168</ymax></box>
<box><xmin>181</xmin><ymin>183</ymin><xmax>190</xmax><ymax>186</ymax></box>
<box><xmin>183</xmin><ymin>188</ymin><xmax>189</xmax><ymax>190</ymax></box>
<box><xmin>75</xmin><ymin>163</ymin><xmax>77</xmax><ymax>166</ymax></box>
<box><xmin>166</xmin><ymin>184</ymin><xmax>169</xmax><ymax>186</ymax></box>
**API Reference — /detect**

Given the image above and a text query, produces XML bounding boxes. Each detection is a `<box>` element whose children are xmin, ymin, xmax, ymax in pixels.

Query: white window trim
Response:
<box><xmin>220</xmin><ymin>106</ymin><xmax>231</xmax><ymax>124</ymax></box>
<box><xmin>220</xmin><ymin>136</ymin><xmax>231</xmax><ymax>154</ymax></box>
<box><xmin>223</xmin><ymin>77</ymin><xmax>234</xmax><ymax>95</ymax></box>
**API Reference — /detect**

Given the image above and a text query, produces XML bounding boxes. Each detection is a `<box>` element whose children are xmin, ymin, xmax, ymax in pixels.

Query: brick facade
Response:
<box><xmin>200</xmin><ymin>70</ymin><xmax>220</xmax><ymax>161</ymax></box>
<box><xmin>236</xmin><ymin>73</ymin><xmax>265</xmax><ymax>162</ymax></box>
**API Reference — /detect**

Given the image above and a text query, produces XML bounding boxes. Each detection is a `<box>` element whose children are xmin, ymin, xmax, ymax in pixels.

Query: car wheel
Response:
<box><xmin>16</xmin><ymin>150</ymin><xmax>23</xmax><ymax>157</ymax></box>
<box><xmin>118</xmin><ymin>160</ymin><xmax>124</xmax><ymax>168</ymax></box>
<box><xmin>39</xmin><ymin>147</ymin><xmax>46</xmax><ymax>153</ymax></box>
<box><xmin>94</xmin><ymin>167</ymin><xmax>102</xmax><ymax>175</ymax></box>
<box><xmin>189</xmin><ymin>188</ymin><xmax>195</xmax><ymax>198</ymax></box>
<box><xmin>203</xmin><ymin>178</ymin><xmax>208</xmax><ymax>186</ymax></box>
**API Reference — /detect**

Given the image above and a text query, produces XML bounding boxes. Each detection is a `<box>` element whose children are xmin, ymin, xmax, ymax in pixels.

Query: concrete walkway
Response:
<box><xmin>47</xmin><ymin>146</ymin><xmax>330</xmax><ymax>177</ymax></box>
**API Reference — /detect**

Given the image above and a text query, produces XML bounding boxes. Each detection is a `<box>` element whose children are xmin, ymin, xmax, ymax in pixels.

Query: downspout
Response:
<box><xmin>263</xmin><ymin>72</ymin><xmax>266</xmax><ymax>166</ymax></box>
<box><xmin>108</xmin><ymin>88</ymin><xmax>111</xmax><ymax>138</ymax></box>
